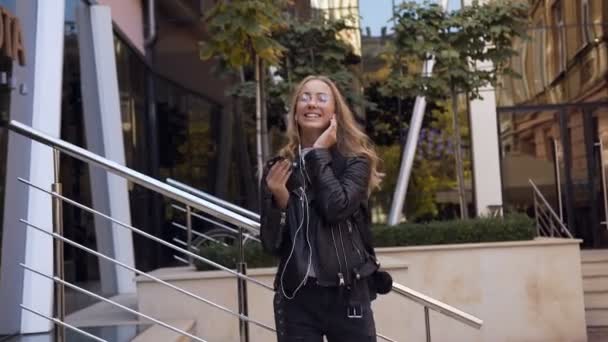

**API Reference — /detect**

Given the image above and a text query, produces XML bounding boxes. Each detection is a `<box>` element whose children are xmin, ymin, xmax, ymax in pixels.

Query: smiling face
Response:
<box><xmin>294</xmin><ymin>79</ymin><xmax>336</xmax><ymax>135</ymax></box>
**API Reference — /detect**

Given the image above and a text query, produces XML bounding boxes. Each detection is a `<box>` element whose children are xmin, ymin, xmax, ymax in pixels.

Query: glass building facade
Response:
<box><xmin>496</xmin><ymin>0</ymin><xmax>608</xmax><ymax>247</ymax></box>
<box><xmin>0</xmin><ymin>0</ymin><xmax>16</xmax><ymax>277</ymax></box>
<box><xmin>0</xmin><ymin>0</ymin><xmax>258</xmax><ymax>318</ymax></box>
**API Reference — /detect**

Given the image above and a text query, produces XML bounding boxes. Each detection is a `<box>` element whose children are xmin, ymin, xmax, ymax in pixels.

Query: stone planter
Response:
<box><xmin>136</xmin><ymin>238</ymin><xmax>586</xmax><ymax>342</ymax></box>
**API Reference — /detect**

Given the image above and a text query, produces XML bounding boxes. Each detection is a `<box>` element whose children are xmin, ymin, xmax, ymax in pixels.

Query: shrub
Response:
<box><xmin>371</xmin><ymin>213</ymin><xmax>535</xmax><ymax>247</ymax></box>
<box><xmin>194</xmin><ymin>213</ymin><xmax>535</xmax><ymax>270</ymax></box>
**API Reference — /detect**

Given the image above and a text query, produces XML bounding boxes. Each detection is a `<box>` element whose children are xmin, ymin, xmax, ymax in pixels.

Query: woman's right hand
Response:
<box><xmin>266</xmin><ymin>159</ymin><xmax>291</xmax><ymax>209</ymax></box>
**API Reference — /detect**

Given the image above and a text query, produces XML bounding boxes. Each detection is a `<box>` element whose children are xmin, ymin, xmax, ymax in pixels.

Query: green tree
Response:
<box><xmin>266</xmin><ymin>15</ymin><xmax>364</xmax><ymax>132</ymax></box>
<box><xmin>383</xmin><ymin>0</ymin><xmax>528</xmax><ymax>219</ymax></box>
<box><xmin>200</xmin><ymin>0</ymin><xmax>288</xmax><ymax>180</ymax></box>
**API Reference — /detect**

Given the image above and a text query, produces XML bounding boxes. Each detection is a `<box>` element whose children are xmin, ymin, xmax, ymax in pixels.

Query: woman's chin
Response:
<box><xmin>299</xmin><ymin>122</ymin><xmax>328</xmax><ymax>132</ymax></box>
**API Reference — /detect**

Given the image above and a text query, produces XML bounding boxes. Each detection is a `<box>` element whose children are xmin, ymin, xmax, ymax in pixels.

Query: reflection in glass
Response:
<box><xmin>0</xmin><ymin>56</ymin><xmax>11</xmax><ymax>271</ymax></box>
<box><xmin>500</xmin><ymin>111</ymin><xmax>559</xmax><ymax>215</ymax></box>
<box><xmin>0</xmin><ymin>0</ymin><xmax>15</xmax><ymax>12</ymax></box>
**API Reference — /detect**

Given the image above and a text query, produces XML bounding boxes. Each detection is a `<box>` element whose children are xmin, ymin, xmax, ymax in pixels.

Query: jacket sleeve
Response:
<box><xmin>304</xmin><ymin>148</ymin><xmax>370</xmax><ymax>224</ymax></box>
<box><xmin>259</xmin><ymin>161</ymin><xmax>288</xmax><ymax>256</ymax></box>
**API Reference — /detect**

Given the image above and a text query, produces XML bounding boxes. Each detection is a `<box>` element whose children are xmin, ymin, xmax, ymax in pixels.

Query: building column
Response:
<box><xmin>0</xmin><ymin>0</ymin><xmax>66</xmax><ymax>334</ymax></box>
<box><xmin>463</xmin><ymin>0</ymin><xmax>503</xmax><ymax>216</ymax></box>
<box><xmin>76</xmin><ymin>3</ymin><xmax>136</xmax><ymax>295</ymax></box>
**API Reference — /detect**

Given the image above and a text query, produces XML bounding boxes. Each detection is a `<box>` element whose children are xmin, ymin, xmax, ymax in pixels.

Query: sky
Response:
<box><xmin>359</xmin><ymin>0</ymin><xmax>462</xmax><ymax>37</ymax></box>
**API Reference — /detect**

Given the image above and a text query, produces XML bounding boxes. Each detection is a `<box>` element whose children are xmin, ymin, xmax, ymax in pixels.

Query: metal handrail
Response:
<box><xmin>20</xmin><ymin>305</ymin><xmax>108</xmax><ymax>342</ymax></box>
<box><xmin>8</xmin><ymin>120</ymin><xmax>395</xmax><ymax>342</ymax></box>
<box><xmin>8</xmin><ymin>120</ymin><xmax>260</xmax><ymax>236</ymax></box>
<box><xmin>167</xmin><ymin>178</ymin><xmax>261</xmax><ymax>222</ymax></box>
<box><xmin>20</xmin><ymin>219</ymin><xmax>276</xmax><ymax>333</ymax></box>
<box><xmin>171</xmin><ymin>221</ymin><xmax>229</xmax><ymax>245</ymax></box>
<box><xmin>391</xmin><ymin>282</ymin><xmax>483</xmax><ymax>329</ymax></box>
<box><xmin>529</xmin><ymin>179</ymin><xmax>573</xmax><ymax>238</ymax></box>
<box><xmin>18</xmin><ymin>177</ymin><xmax>274</xmax><ymax>292</ymax></box>
<box><xmin>9</xmin><ymin>120</ymin><xmax>481</xmax><ymax>341</ymax></box>
<box><xmin>21</xmin><ymin>264</ymin><xmax>209</xmax><ymax>342</ymax></box>
<box><xmin>171</xmin><ymin>204</ymin><xmax>261</xmax><ymax>242</ymax></box>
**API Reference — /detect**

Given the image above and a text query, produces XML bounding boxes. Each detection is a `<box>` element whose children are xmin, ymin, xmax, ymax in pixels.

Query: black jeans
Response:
<box><xmin>274</xmin><ymin>280</ymin><xmax>377</xmax><ymax>342</ymax></box>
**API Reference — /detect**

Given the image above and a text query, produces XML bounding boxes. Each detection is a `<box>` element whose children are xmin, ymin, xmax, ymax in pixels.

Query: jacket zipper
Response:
<box><xmin>347</xmin><ymin>221</ymin><xmax>365</xmax><ymax>263</ymax></box>
<box><xmin>331</xmin><ymin>225</ymin><xmax>345</xmax><ymax>286</ymax></box>
<box><xmin>338</xmin><ymin>224</ymin><xmax>350</xmax><ymax>286</ymax></box>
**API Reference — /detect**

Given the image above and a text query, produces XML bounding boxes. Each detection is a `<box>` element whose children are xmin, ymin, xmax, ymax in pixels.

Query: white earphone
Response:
<box><xmin>279</xmin><ymin>145</ymin><xmax>313</xmax><ymax>300</ymax></box>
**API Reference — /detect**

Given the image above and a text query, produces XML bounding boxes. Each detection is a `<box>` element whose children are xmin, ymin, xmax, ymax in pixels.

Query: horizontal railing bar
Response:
<box><xmin>174</xmin><ymin>255</ymin><xmax>190</xmax><ymax>265</ymax></box>
<box><xmin>528</xmin><ymin>179</ymin><xmax>572</xmax><ymax>238</ymax></box>
<box><xmin>167</xmin><ymin>178</ymin><xmax>260</xmax><ymax>221</ymax></box>
<box><xmin>171</xmin><ymin>221</ymin><xmax>228</xmax><ymax>245</ymax></box>
<box><xmin>20</xmin><ymin>219</ymin><xmax>276</xmax><ymax>333</ymax></box>
<box><xmin>391</xmin><ymin>282</ymin><xmax>483</xmax><ymax>329</ymax></box>
<box><xmin>171</xmin><ymin>205</ymin><xmax>261</xmax><ymax>243</ymax></box>
<box><xmin>172</xmin><ymin>204</ymin><xmax>244</xmax><ymax>234</ymax></box>
<box><xmin>172</xmin><ymin>219</ymin><xmax>259</xmax><ymax>245</ymax></box>
<box><xmin>20</xmin><ymin>304</ymin><xmax>108</xmax><ymax>342</ymax></box>
<box><xmin>537</xmin><ymin>205</ymin><xmax>568</xmax><ymax>237</ymax></box>
<box><xmin>8</xmin><ymin>120</ymin><xmax>259</xmax><ymax>235</ymax></box>
<box><xmin>536</xmin><ymin>211</ymin><xmax>552</xmax><ymax>235</ymax></box>
<box><xmin>172</xmin><ymin>238</ymin><xmax>200</xmax><ymax>252</ymax></box>
<box><xmin>20</xmin><ymin>263</ymin><xmax>209</xmax><ymax>342</ymax></box>
<box><xmin>18</xmin><ymin>178</ymin><xmax>274</xmax><ymax>291</ymax></box>
<box><xmin>377</xmin><ymin>332</ymin><xmax>399</xmax><ymax>342</ymax></box>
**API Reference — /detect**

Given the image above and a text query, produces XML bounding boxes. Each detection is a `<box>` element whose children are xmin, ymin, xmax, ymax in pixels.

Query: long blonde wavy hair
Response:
<box><xmin>278</xmin><ymin>75</ymin><xmax>382</xmax><ymax>195</ymax></box>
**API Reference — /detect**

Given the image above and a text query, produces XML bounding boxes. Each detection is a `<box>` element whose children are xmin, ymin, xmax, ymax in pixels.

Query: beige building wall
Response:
<box><xmin>137</xmin><ymin>239</ymin><xmax>587</xmax><ymax>342</ymax></box>
<box><xmin>310</xmin><ymin>0</ymin><xmax>361</xmax><ymax>56</ymax></box>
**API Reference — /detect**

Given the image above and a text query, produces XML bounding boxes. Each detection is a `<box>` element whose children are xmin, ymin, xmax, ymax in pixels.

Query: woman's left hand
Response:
<box><xmin>313</xmin><ymin>116</ymin><xmax>337</xmax><ymax>149</ymax></box>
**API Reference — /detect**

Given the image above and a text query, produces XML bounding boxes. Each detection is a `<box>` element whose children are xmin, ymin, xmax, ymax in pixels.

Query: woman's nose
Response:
<box><xmin>306</xmin><ymin>100</ymin><xmax>319</xmax><ymax>108</ymax></box>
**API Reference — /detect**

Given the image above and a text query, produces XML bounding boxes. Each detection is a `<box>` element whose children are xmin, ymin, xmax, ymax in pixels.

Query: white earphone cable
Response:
<box><xmin>280</xmin><ymin>149</ymin><xmax>313</xmax><ymax>300</ymax></box>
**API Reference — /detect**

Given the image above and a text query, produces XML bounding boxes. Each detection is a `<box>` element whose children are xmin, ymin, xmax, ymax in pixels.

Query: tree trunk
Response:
<box><xmin>236</xmin><ymin>67</ymin><xmax>258</xmax><ymax>211</ymax></box>
<box><xmin>260</xmin><ymin>58</ymin><xmax>270</xmax><ymax>159</ymax></box>
<box><xmin>451</xmin><ymin>87</ymin><xmax>468</xmax><ymax>219</ymax></box>
<box><xmin>255</xmin><ymin>54</ymin><xmax>264</xmax><ymax>183</ymax></box>
<box><xmin>235</xmin><ymin>95</ymin><xmax>259</xmax><ymax>212</ymax></box>
<box><xmin>214</xmin><ymin>106</ymin><xmax>234</xmax><ymax>199</ymax></box>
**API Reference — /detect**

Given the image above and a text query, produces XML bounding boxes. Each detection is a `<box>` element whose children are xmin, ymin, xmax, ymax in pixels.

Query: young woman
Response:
<box><xmin>260</xmin><ymin>75</ymin><xmax>387</xmax><ymax>342</ymax></box>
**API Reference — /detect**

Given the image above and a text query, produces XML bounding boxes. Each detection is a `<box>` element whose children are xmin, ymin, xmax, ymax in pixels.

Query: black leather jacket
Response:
<box><xmin>260</xmin><ymin>148</ymin><xmax>378</xmax><ymax>297</ymax></box>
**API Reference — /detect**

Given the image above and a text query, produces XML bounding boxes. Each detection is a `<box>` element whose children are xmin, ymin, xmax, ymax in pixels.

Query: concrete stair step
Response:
<box><xmin>582</xmin><ymin>262</ymin><xmax>608</xmax><ymax>277</ymax></box>
<box><xmin>588</xmin><ymin>326</ymin><xmax>608</xmax><ymax>342</ymax></box>
<box><xmin>586</xmin><ymin>308</ymin><xmax>608</xmax><ymax>327</ymax></box>
<box><xmin>65</xmin><ymin>293</ymin><xmax>139</xmax><ymax>327</ymax></box>
<box><xmin>585</xmin><ymin>292</ymin><xmax>608</xmax><ymax>308</ymax></box>
<box><xmin>131</xmin><ymin>320</ymin><xmax>196</xmax><ymax>342</ymax></box>
<box><xmin>581</xmin><ymin>249</ymin><xmax>608</xmax><ymax>263</ymax></box>
<box><xmin>584</xmin><ymin>276</ymin><xmax>608</xmax><ymax>292</ymax></box>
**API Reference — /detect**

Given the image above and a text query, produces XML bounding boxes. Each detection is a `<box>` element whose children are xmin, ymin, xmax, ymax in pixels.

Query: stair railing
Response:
<box><xmin>529</xmin><ymin>179</ymin><xmax>573</xmax><ymax>238</ymax></box>
<box><xmin>9</xmin><ymin>119</ymin><xmax>482</xmax><ymax>342</ymax></box>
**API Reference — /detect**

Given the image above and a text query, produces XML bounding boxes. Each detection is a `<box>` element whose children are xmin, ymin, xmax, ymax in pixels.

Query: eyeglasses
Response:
<box><xmin>298</xmin><ymin>92</ymin><xmax>332</xmax><ymax>105</ymax></box>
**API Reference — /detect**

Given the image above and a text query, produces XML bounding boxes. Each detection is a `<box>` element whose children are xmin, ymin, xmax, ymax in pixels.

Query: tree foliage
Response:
<box><xmin>379</xmin><ymin>0</ymin><xmax>528</xmax><ymax>219</ymax></box>
<box><xmin>200</xmin><ymin>0</ymin><xmax>289</xmax><ymax>68</ymax></box>
<box><xmin>382</xmin><ymin>0</ymin><xmax>528</xmax><ymax>100</ymax></box>
<box><xmin>268</xmin><ymin>16</ymin><xmax>363</xmax><ymax>117</ymax></box>
<box><xmin>372</xmin><ymin>101</ymin><xmax>469</xmax><ymax>221</ymax></box>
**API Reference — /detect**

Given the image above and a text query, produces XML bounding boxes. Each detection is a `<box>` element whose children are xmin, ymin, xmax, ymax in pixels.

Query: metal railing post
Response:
<box><xmin>52</xmin><ymin>149</ymin><xmax>65</xmax><ymax>342</ymax></box>
<box><xmin>424</xmin><ymin>306</ymin><xmax>431</xmax><ymax>342</ymax></box>
<box><xmin>237</xmin><ymin>225</ymin><xmax>250</xmax><ymax>342</ymax></box>
<box><xmin>596</xmin><ymin>137</ymin><xmax>608</xmax><ymax>229</ymax></box>
<box><xmin>533</xmin><ymin>191</ymin><xmax>540</xmax><ymax>236</ymax></box>
<box><xmin>186</xmin><ymin>205</ymin><xmax>193</xmax><ymax>265</ymax></box>
<box><xmin>553</xmin><ymin>139</ymin><xmax>564</xmax><ymax>221</ymax></box>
